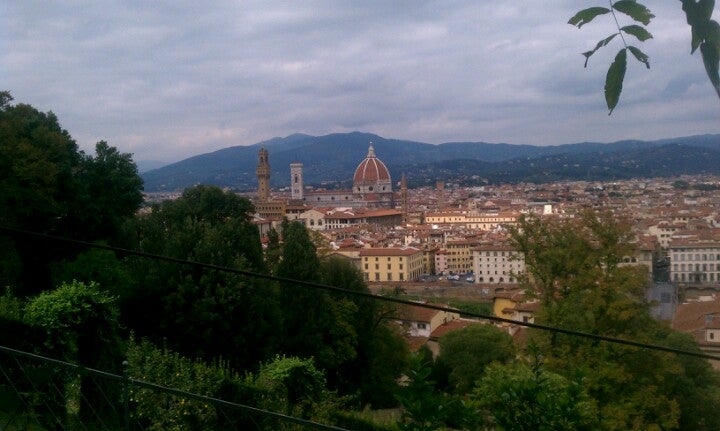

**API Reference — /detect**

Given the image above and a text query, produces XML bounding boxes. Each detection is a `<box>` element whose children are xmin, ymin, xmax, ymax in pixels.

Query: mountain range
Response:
<box><xmin>141</xmin><ymin>132</ymin><xmax>720</xmax><ymax>192</ymax></box>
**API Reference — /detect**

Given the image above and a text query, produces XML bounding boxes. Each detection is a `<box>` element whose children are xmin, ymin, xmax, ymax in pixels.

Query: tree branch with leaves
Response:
<box><xmin>570</xmin><ymin>1</ymin><xmax>720</xmax><ymax>113</ymax></box>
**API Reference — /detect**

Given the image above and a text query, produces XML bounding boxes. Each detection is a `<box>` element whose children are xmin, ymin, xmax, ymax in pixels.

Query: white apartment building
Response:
<box><xmin>669</xmin><ymin>239</ymin><xmax>720</xmax><ymax>284</ymax></box>
<box><xmin>472</xmin><ymin>244</ymin><xmax>525</xmax><ymax>284</ymax></box>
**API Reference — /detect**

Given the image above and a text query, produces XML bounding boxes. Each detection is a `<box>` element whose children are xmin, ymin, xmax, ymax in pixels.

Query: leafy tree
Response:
<box><xmin>265</xmin><ymin>226</ymin><xmax>282</xmax><ymax>273</ymax></box>
<box><xmin>0</xmin><ymin>92</ymin><xmax>80</xmax><ymax>233</ymax></box>
<box><xmin>50</xmin><ymin>248</ymin><xmax>132</xmax><ymax>296</ymax></box>
<box><xmin>395</xmin><ymin>354</ymin><xmax>479</xmax><ymax>431</ymax></box>
<box><xmin>120</xmin><ymin>185</ymin><xmax>279</xmax><ymax>370</ymax></box>
<box><xmin>25</xmin><ymin>281</ymin><xmax>122</xmax><ymax>427</ymax></box>
<box><xmin>508</xmin><ymin>210</ymin><xmax>634</xmax><ymax>323</ymax></box>
<box><xmin>126</xmin><ymin>337</ymin><xmax>267</xmax><ymax>430</ymax></box>
<box><xmin>436</xmin><ymin>323</ymin><xmax>515</xmax><ymax>394</ymax></box>
<box><xmin>276</xmin><ymin>223</ymin><xmax>408</xmax><ymax>404</ymax></box>
<box><xmin>510</xmin><ymin>209</ymin><xmax>720</xmax><ymax>429</ymax></box>
<box><xmin>474</xmin><ymin>356</ymin><xmax>599</xmax><ymax>431</ymax></box>
<box><xmin>67</xmin><ymin>140</ymin><xmax>144</xmax><ymax>241</ymax></box>
<box><xmin>277</xmin><ymin>221</ymin><xmax>348</xmax><ymax>369</ymax></box>
<box><xmin>320</xmin><ymin>256</ymin><xmax>409</xmax><ymax>406</ymax></box>
<box><xmin>0</xmin><ymin>92</ymin><xmax>143</xmax><ymax>295</ymax></box>
<box><xmin>255</xmin><ymin>355</ymin><xmax>327</xmax><ymax>418</ymax></box>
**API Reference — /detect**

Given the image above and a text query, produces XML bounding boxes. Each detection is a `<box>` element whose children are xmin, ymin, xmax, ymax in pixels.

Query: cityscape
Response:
<box><xmin>182</xmin><ymin>142</ymin><xmax>720</xmax><ymax>363</ymax></box>
<box><xmin>4</xmin><ymin>0</ymin><xmax>720</xmax><ymax>428</ymax></box>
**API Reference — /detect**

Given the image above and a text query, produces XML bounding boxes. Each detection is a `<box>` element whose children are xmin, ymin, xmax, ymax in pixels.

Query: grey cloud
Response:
<box><xmin>2</xmin><ymin>1</ymin><xmax>718</xmax><ymax>162</ymax></box>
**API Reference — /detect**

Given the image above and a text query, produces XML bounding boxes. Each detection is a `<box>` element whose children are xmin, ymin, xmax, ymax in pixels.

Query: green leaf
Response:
<box><xmin>681</xmin><ymin>0</ymin><xmax>714</xmax><ymax>26</ymax></box>
<box><xmin>568</xmin><ymin>7</ymin><xmax>611</xmax><ymax>28</ymax></box>
<box><xmin>700</xmin><ymin>41</ymin><xmax>720</xmax><ymax>95</ymax></box>
<box><xmin>699</xmin><ymin>0</ymin><xmax>716</xmax><ymax>22</ymax></box>
<box><xmin>692</xmin><ymin>26</ymin><xmax>702</xmax><ymax>54</ymax></box>
<box><xmin>628</xmin><ymin>45</ymin><xmax>650</xmax><ymax>68</ymax></box>
<box><xmin>612</xmin><ymin>1</ymin><xmax>655</xmax><ymax>25</ymax></box>
<box><xmin>583</xmin><ymin>33</ymin><xmax>619</xmax><ymax>67</ymax></box>
<box><xmin>605</xmin><ymin>49</ymin><xmax>627</xmax><ymax>115</ymax></box>
<box><xmin>621</xmin><ymin>25</ymin><xmax>653</xmax><ymax>42</ymax></box>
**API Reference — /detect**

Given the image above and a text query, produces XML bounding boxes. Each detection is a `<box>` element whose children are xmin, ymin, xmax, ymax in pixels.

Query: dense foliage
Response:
<box><xmin>507</xmin><ymin>210</ymin><xmax>720</xmax><ymax>430</ymax></box>
<box><xmin>0</xmin><ymin>91</ymin><xmax>143</xmax><ymax>295</ymax></box>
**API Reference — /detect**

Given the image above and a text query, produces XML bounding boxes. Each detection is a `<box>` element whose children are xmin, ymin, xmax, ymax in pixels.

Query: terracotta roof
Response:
<box><xmin>430</xmin><ymin>319</ymin><xmax>482</xmax><ymax>339</ymax></box>
<box><xmin>359</xmin><ymin>247</ymin><xmax>422</xmax><ymax>257</ymax></box>
<box><xmin>395</xmin><ymin>302</ymin><xmax>458</xmax><ymax>323</ymax></box>
<box><xmin>405</xmin><ymin>335</ymin><xmax>429</xmax><ymax>352</ymax></box>
<box><xmin>673</xmin><ymin>299</ymin><xmax>720</xmax><ymax>333</ymax></box>
<box><xmin>472</xmin><ymin>244</ymin><xmax>517</xmax><ymax>252</ymax></box>
<box><xmin>353</xmin><ymin>146</ymin><xmax>391</xmax><ymax>183</ymax></box>
<box><xmin>514</xmin><ymin>301</ymin><xmax>541</xmax><ymax>312</ymax></box>
<box><xmin>493</xmin><ymin>289</ymin><xmax>525</xmax><ymax>301</ymax></box>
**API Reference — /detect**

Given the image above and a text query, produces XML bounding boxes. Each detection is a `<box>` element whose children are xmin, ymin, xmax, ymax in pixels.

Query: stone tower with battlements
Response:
<box><xmin>256</xmin><ymin>147</ymin><xmax>271</xmax><ymax>202</ymax></box>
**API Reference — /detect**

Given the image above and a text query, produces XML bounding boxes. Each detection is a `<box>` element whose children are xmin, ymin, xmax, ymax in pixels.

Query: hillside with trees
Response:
<box><xmin>141</xmin><ymin>131</ymin><xmax>720</xmax><ymax>191</ymax></box>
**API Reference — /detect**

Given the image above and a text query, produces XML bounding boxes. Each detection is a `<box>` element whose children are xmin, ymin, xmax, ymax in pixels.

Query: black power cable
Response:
<box><xmin>2</xmin><ymin>225</ymin><xmax>718</xmax><ymax>362</ymax></box>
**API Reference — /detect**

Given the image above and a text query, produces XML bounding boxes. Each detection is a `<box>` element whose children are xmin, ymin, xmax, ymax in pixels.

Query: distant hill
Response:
<box><xmin>141</xmin><ymin>133</ymin><xmax>720</xmax><ymax>191</ymax></box>
<box><xmin>135</xmin><ymin>160</ymin><xmax>170</xmax><ymax>173</ymax></box>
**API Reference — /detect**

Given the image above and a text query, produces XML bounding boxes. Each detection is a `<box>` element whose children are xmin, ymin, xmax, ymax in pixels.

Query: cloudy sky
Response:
<box><xmin>3</xmin><ymin>1</ymin><xmax>719</xmax><ymax>163</ymax></box>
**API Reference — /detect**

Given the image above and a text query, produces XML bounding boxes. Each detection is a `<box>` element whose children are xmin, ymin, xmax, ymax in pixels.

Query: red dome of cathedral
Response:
<box><xmin>353</xmin><ymin>145</ymin><xmax>391</xmax><ymax>184</ymax></box>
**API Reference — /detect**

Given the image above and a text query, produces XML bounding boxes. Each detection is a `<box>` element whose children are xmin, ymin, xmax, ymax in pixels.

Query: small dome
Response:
<box><xmin>353</xmin><ymin>145</ymin><xmax>391</xmax><ymax>184</ymax></box>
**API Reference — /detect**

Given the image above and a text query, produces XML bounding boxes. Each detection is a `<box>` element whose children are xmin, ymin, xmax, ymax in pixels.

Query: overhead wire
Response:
<box><xmin>2</xmin><ymin>225</ymin><xmax>719</xmax><ymax>362</ymax></box>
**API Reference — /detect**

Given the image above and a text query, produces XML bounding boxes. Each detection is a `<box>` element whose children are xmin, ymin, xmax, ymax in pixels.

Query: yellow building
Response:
<box><xmin>445</xmin><ymin>239</ymin><xmax>482</xmax><ymax>274</ymax></box>
<box><xmin>425</xmin><ymin>211</ymin><xmax>519</xmax><ymax>230</ymax></box>
<box><xmin>492</xmin><ymin>289</ymin><xmax>527</xmax><ymax>326</ymax></box>
<box><xmin>360</xmin><ymin>247</ymin><xmax>424</xmax><ymax>282</ymax></box>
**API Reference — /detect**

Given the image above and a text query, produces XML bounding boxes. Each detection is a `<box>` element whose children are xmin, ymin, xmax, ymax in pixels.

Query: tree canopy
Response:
<box><xmin>0</xmin><ymin>92</ymin><xmax>143</xmax><ymax>294</ymax></box>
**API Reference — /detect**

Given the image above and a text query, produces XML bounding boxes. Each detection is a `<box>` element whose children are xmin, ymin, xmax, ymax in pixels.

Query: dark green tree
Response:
<box><xmin>320</xmin><ymin>256</ymin><xmax>409</xmax><ymax>406</ymax></box>
<box><xmin>68</xmin><ymin>140</ymin><xmax>144</xmax><ymax>241</ymax></box>
<box><xmin>277</xmin><ymin>221</ymin><xmax>352</xmax><ymax>370</ymax></box>
<box><xmin>0</xmin><ymin>92</ymin><xmax>143</xmax><ymax>295</ymax></box>
<box><xmin>25</xmin><ymin>281</ymin><xmax>122</xmax><ymax>428</ymax></box>
<box><xmin>265</xmin><ymin>227</ymin><xmax>282</xmax><ymax>274</ymax></box>
<box><xmin>395</xmin><ymin>354</ymin><xmax>479</xmax><ymax>431</ymax></box>
<box><xmin>436</xmin><ymin>324</ymin><xmax>515</xmax><ymax>394</ymax></box>
<box><xmin>121</xmin><ymin>185</ymin><xmax>278</xmax><ymax>370</ymax></box>
<box><xmin>474</xmin><ymin>355</ymin><xmax>599</xmax><ymax>431</ymax></box>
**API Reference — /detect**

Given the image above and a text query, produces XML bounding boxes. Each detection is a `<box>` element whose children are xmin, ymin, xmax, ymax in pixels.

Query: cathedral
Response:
<box><xmin>300</xmin><ymin>144</ymin><xmax>394</xmax><ymax>208</ymax></box>
<box><xmin>256</xmin><ymin>144</ymin><xmax>395</xmax><ymax>210</ymax></box>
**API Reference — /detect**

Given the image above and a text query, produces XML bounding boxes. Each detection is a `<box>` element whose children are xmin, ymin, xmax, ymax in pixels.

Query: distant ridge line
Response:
<box><xmin>140</xmin><ymin>132</ymin><xmax>720</xmax><ymax>192</ymax></box>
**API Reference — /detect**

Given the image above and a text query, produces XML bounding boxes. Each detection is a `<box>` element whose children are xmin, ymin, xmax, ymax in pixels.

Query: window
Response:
<box><xmin>387</xmin><ymin>273</ymin><xmax>392</xmax><ymax>281</ymax></box>
<box><xmin>399</xmin><ymin>273</ymin><xmax>404</xmax><ymax>280</ymax></box>
<box><xmin>387</xmin><ymin>264</ymin><xmax>391</xmax><ymax>270</ymax></box>
<box><xmin>417</xmin><ymin>323</ymin><xmax>427</xmax><ymax>330</ymax></box>
<box><xmin>364</xmin><ymin>264</ymin><xmax>368</xmax><ymax>270</ymax></box>
<box><xmin>375</xmin><ymin>264</ymin><xmax>379</xmax><ymax>270</ymax></box>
